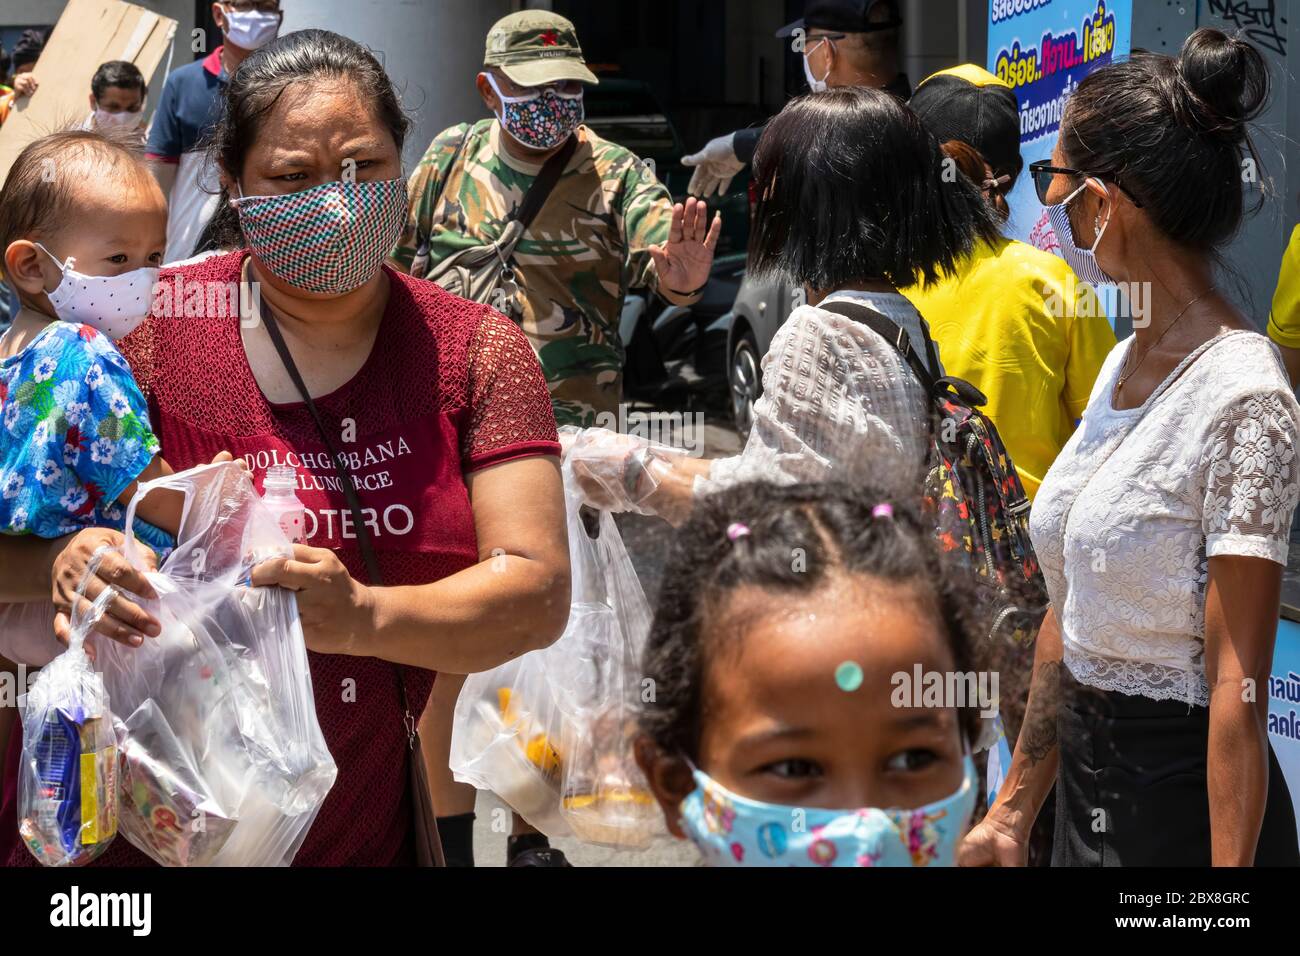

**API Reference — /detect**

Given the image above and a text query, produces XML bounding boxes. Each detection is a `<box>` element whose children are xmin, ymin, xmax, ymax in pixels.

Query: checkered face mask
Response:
<box><xmin>231</xmin><ymin>177</ymin><xmax>408</xmax><ymax>295</ymax></box>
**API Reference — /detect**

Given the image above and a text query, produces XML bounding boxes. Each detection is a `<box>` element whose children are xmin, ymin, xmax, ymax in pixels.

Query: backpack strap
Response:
<box><xmin>411</xmin><ymin>128</ymin><xmax>577</xmax><ymax>279</ymax></box>
<box><xmin>820</xmin><ymin>299</ymin><xmax>938</xmax><ymax>394</ymax></box>
<box><xmin>820</xmin><ymin>299</ymin><xmax>989</xmax><ymax>408</ymax></box>
<box><xmin>512</xmin><ymin>132</ymin><xmax>579</xmax><ymax>231</ymax></box>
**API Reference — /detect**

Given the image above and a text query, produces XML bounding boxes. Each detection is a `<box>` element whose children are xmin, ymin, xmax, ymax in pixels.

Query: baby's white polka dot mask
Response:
<box><xmin>35</xmin><ymin>243</ymin><xmax>158</xmax><ymax>340</ymax></box>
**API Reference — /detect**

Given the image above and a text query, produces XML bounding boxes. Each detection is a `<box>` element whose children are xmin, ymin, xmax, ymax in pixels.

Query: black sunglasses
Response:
<box><xmin>1028</xmin><ymin>160</ymin><xmax>1143</xmax><ymax>208</ymax></box>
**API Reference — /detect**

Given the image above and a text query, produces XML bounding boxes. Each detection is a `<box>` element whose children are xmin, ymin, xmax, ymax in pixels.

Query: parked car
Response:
<box><xmin>620</xmin><ymin>253</ymin><xmax>746</xmax><ymax>405</ymax></box>
<box><xmin>718</xmin><ymin>271</ymin><xmax>797</xmax><ymax>439</ymax></box>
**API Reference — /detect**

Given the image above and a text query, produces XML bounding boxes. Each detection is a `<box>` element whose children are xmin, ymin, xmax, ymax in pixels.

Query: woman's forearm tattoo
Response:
<box><xmin>1019</xmin><ymin>660</ymin><xmax>1062</xmax><ymax>765</ymax></box>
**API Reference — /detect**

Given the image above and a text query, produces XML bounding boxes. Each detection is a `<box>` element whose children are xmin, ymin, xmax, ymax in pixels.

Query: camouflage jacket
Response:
<box><xmin>393</xmin><ymin>119</ymin><xmax>674</xmax><ymax>427</ymax></box>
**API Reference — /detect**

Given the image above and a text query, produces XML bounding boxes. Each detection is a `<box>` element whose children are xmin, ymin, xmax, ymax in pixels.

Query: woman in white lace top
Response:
<box><xmin>963</xmin><ymin>29</ymin><xmax>1300</xmax><ymax>867</ymax></box>
<box><xmin>564</xmin><ymin>85</ymin><xmax>999</xmax><ymax>523</ymax></box>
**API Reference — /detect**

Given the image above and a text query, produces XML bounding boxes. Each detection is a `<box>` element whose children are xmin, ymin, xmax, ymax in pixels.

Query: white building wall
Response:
<box><xmin>282</xmin><ymin>0</ymin><xmax>517</xmax><ymax>169</ymax></box>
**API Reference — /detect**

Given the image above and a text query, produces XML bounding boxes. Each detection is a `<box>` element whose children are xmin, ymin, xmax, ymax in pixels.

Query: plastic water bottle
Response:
<box><xmin>262</xmin><ymin>465</ymin><xmax>306</xmax><ymax>545</ymax></box>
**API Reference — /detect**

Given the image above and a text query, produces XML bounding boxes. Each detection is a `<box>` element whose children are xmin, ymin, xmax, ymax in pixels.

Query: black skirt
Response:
<box><xmin>1053</xmin><ymin>668</ymin><xmax>1300</xmax><ymax>866</ymax></box>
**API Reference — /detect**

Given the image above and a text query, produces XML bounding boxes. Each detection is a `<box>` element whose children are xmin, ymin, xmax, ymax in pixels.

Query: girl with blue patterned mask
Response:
<box><xmin>634</xmin><ymin>481</ymin><xmax>996</xmax><ymax>867</ymax></box>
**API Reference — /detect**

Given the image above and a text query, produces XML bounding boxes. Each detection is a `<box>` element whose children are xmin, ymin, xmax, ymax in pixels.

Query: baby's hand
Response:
<box><xmin>51</xmin><ymin>528</ymin><xmax>160</xmax><ymax>657</ymax></box>
<box><xmin>210</xmin><ymin>450</ymin><xmax>252</xmax><ymax>477</ymax></box>
<box><xmin>13</xmin><ymin>73</ymin><xmax>37</xmax><ymax>97</ymax></box>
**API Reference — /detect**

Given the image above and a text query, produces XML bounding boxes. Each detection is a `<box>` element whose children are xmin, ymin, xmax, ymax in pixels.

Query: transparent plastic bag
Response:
<box><xmin>450</xmin><ymin>456</ymin><xmax>661</xmax><ymax>848</ymax></box>
<box><xmin>560</xmin><ymin>425</ymin><xmax>680</xmax><ymax>517</ymax></box>
<box><xmin>92</xmin><ymin>461</ymin><xmax>337</xmax><ymax>866</ymax></box>
<box><xmin>17</xmin><ymin>586</ymin><xmax>119</xmax><ymax>866</ymax></box>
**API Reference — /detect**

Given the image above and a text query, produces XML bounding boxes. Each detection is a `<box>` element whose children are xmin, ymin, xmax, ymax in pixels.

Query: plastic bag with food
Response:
<box><xmin>92</xmin><ymin>461</ymin><xmax>337</xmax><ymax>866</ymax></box>
<box><xmin>450</xmin><ymin>452</ymin><xmax>660</xmax><ymax>847</ymax></box>
<box><xmin>17</xmin><ymin>585</ymin><xmax>119</xmax><ymax>866</ymax></box>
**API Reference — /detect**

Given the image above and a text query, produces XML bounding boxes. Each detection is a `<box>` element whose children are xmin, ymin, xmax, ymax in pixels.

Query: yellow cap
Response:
<box><xmin>920</xmin><ymin>63</ymin><xmax>1011</xmax><ymax>90</ymax></box>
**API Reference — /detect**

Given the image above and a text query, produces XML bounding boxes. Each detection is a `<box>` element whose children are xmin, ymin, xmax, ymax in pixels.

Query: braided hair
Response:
<box><xmin>639</xmin><ymin>480</ymin><xmax>1006</xmax><ymax>760</ymax></box>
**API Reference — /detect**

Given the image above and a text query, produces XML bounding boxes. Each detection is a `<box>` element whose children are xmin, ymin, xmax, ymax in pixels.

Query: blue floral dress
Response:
<box><xmin>0</xmin><ymin>321</ymin><xmax>173</xmax><ymax>555</ymax></box>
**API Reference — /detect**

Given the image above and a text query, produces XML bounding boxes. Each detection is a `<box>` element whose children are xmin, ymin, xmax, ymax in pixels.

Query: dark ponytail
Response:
<box><xmin>204</xmin><ymin>29</ymin><xmax>410</xmax><ymax>251</ymax></box>
<box><xmin>1060</xmin><ymin>27</ymin><xmax>1271</xmax><ymax>253</ymax></box>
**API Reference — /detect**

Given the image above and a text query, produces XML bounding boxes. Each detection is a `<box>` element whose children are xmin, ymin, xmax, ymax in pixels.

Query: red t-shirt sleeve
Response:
<box><xmin>462</xmin><ymin>307</ymin><xmax>560</xmax><ymax>471</ymax></box>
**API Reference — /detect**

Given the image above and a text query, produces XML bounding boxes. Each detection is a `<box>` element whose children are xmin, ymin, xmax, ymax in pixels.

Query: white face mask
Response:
<box><xmin>803</xmin><ymin>38</ymin><xmax>832</xmax><ymax>93</ymax></box>
<box><xmin>93</xmin><ymin>107</ymin><xmax>144</xmax><ymax>131</ymax></box>
<box><xmin>35</xmin><ymin>243</ymin><xmax>158</xmax><ymax>340</ymax></box>
<box><xmin>222</xmin><ymin>8</ymin><xmax>280</xmax><ymax>51</ymax></box>
<box><xmin>1046</xmin><ymin>180</ymin><xmax>1117</xmax><ymax>288</ymax></box>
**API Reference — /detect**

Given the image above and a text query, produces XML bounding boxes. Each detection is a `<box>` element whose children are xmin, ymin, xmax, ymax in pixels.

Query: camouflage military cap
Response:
<box><xmin>483</xmin><ymin>10</ymin><xmax>599</xmax><ymax>87</ymax></box>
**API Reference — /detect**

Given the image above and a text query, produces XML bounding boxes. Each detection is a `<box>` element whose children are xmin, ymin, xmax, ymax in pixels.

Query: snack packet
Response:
<box><xmin>17</xmin><ymin>587</ymin><xmax>119</xmax><ymax>866</ymax></box>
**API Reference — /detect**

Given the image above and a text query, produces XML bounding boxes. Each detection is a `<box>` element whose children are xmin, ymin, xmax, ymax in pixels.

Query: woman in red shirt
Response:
<box><xmin>0</xmin><ymin>29</ymin><xmax>571</xmax><ymax>866</ymax></box>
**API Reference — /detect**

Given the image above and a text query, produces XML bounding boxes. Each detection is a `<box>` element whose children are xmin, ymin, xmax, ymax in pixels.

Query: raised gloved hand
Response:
<box><xmin>681</xmin><ymin>132</ymin><xmax>745</xmax><ymax>198</ymax></box>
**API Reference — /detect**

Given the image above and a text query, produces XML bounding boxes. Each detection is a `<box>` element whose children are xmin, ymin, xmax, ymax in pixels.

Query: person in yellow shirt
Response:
<box><xmin>1267</xmin><ymin>224</ymin><xmax>1300</xmax><ymax>387</ymax></box>
<box><xmin>903</xmin><ymin>65</ymin><xmax>1116</xmax><ymax>499</ymax></box>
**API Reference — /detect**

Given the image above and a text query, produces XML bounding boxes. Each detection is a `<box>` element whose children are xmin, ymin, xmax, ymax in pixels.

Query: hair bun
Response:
<box><xmin>1174</xmin><ymin>28</ymin><xmax>1270</xmax><ymax>143</ymax></box>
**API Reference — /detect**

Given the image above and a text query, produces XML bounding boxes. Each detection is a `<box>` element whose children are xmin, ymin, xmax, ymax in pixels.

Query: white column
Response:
<box><xmin>281</xmin><ymin>0</ymin><xmax>516</xmax><ymax>168</ymax></box>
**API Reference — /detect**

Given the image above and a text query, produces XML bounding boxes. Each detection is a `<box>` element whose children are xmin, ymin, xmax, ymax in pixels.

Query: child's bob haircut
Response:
<box><xmin>746</xmin><ymin>86</ymin><xmax>1002</xmax><ymax>291</ymax></box>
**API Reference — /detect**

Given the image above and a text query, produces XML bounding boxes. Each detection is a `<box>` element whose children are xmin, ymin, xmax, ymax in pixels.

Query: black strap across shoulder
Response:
<box><xmin>512</xmin><ymin>132</ymin><xmax>579</xmax><ymax>231</ymax></box>
<box><xmin>258</xmin><ymin>302</ymin><xmax>425</xmax><ymax>724</ymax></box>
<box><xmin>260</xmin><ymin>303</ymin><xmax>384</xmax><ymax>587</ymax></box>
<box><xmin>820</xmin><ymin>299</ymin><xmax>939</xmax><ymax>393</ymax></box>
<box><xmin>419</xmin><ymin>124</ymin><xmax>575</xmax><ymax>248</ymax></box>
<box><xmin>819</xmin><ymin>299</ymin><xmax>988</xmax><ymax>408</ymax></box>
<box><xmin>414</xmin><ymin>126</ymin><xmax>577</xmax><ymax>279</ymax></box>
<box><xmin>260</xmin><ymin>301</ymin><xmax>445</xmax><ymax>865</ymax></box>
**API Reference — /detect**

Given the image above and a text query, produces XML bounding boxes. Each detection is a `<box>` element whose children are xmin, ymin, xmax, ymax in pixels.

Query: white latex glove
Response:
<box><xmin>560</xmin><ymin>426</ymin><xmax>677</xmax><ymax>516</ymax></box>
<box><xmin>681</xmin><ymin>132</ymin><xmax>745</xmax><ymax>198</ymax></box>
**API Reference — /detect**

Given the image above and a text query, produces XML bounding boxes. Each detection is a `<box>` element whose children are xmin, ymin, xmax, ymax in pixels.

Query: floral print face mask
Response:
<box><xmin>486</xmin><ymin>73</ymin><xmax>584</xmax><ymax>151</ymax></box>
<box><xmin>678</xmin><ymin>755</ymin><xmax>977</xmax><ymax>867</ymax></box>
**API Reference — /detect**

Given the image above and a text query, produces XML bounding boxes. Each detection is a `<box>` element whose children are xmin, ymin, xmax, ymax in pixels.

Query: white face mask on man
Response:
<box><xmin>802</xmin><ymin>37</ymin><xmax>833</xmax><ymax>93</ymax></box>
<box><xmin>93</xmin><ymin>107</ymin><xmax>144</xmax><ymax>131</ymax></box>
<box><xmin>221</xmin><ymin>6</ymin><xmax>281</xmax><ymax>51</ymax></box>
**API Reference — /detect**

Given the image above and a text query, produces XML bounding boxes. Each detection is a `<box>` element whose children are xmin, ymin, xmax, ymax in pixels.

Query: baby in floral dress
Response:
<box><xmin>0</xmin><ymin>131</ymin><xmax>202</xmax><ymax>664</ymax></box>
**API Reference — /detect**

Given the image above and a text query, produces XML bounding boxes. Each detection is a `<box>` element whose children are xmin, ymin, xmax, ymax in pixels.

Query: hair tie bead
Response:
<box><xmin>726</xmin><ymin>522</ymin><xmax>750</xmax><ymax>542</ymax></box>
<box><xmin>871</xmin><ymin>502</ymin><xmax>894</xmax><ymax>520</ymax></box>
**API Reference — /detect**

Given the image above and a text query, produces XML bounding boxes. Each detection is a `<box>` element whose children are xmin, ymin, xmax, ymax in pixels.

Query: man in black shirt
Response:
<box><xmin>683</xmin><ymin>0</ymin><xmax>910</xmax><ymax>197</ymax></box>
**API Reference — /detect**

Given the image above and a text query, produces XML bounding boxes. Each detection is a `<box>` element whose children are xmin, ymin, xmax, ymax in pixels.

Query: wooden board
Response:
<box><xmin>0</xmin><ymin>0</ymin><xmax>177</xmax><ymax>184</ymax></box>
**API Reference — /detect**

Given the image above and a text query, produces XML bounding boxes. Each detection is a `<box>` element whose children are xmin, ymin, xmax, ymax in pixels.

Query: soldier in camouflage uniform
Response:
<box><xmin>393</xmin><ymin>9</ymin><xmax>720</xmax><ymax>869</ymax></box>
<box><xmin>392</xmin><ymin>9</ymin><xmax>721</xmax><ymax>429</ymax></box>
